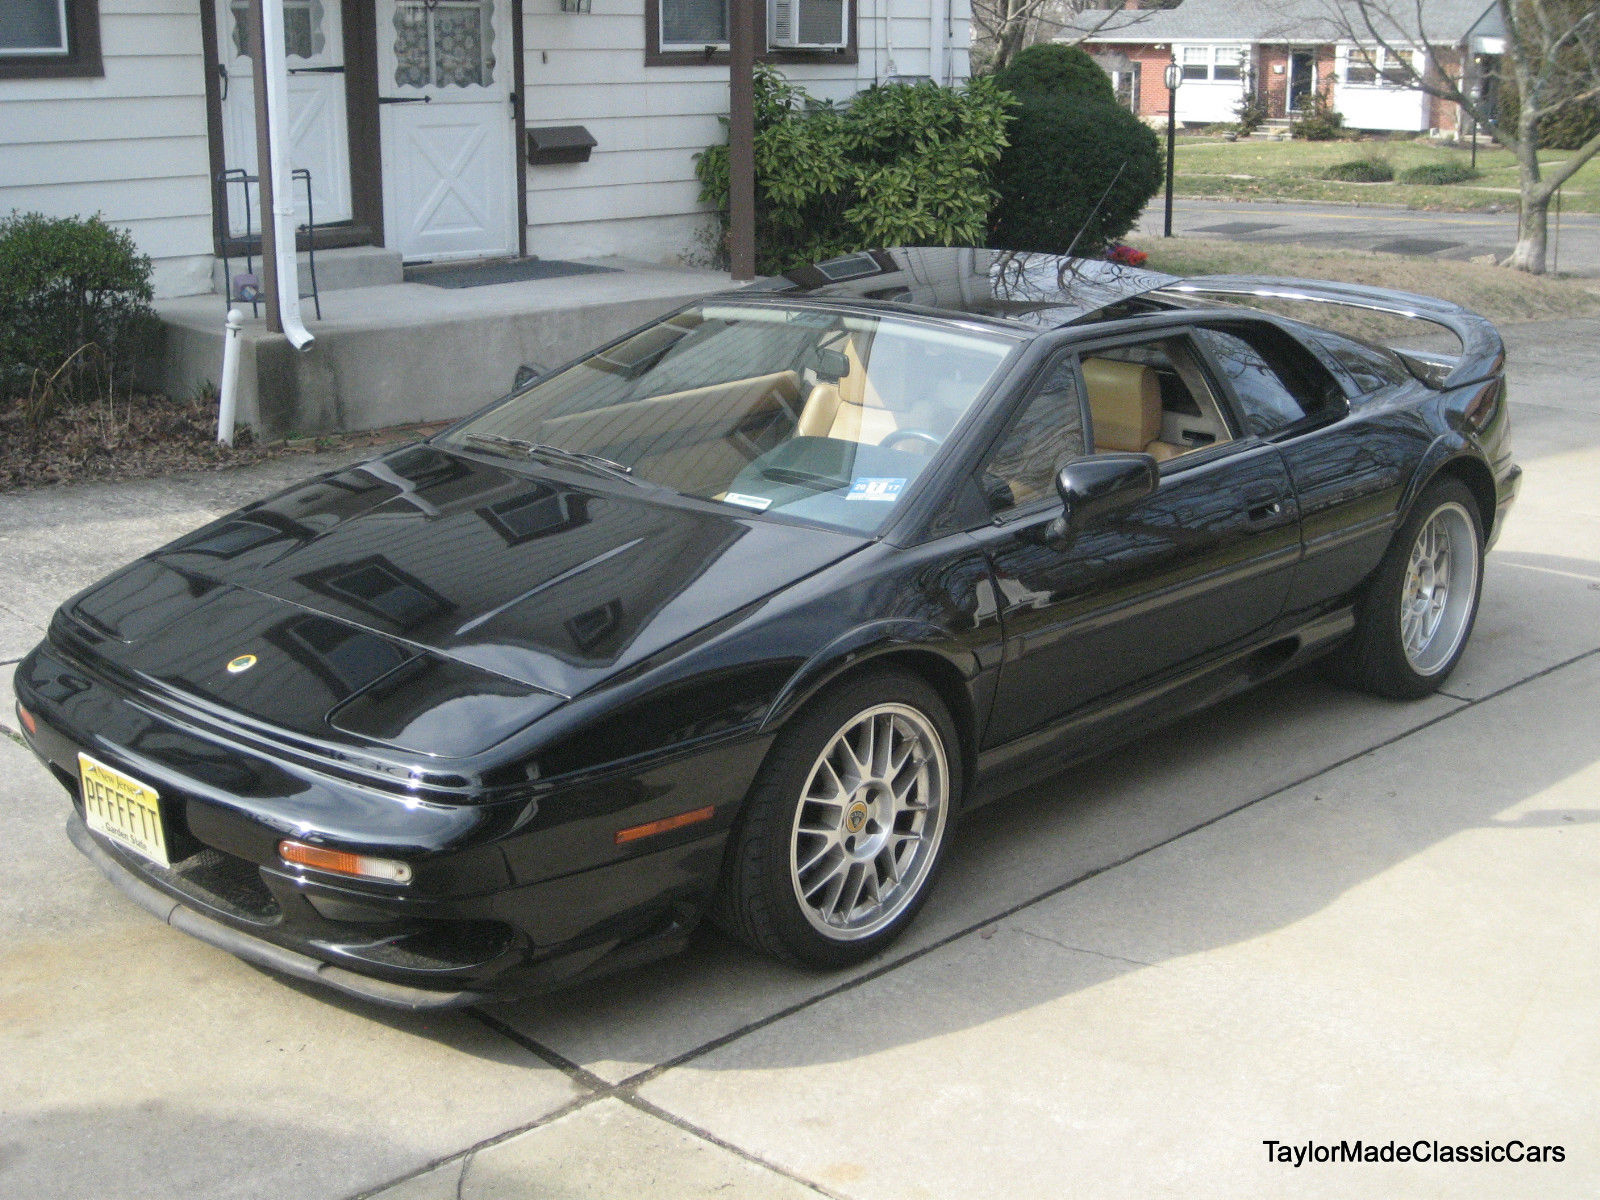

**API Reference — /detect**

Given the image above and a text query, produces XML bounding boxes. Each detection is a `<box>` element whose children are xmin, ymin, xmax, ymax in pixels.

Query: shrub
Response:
<box><xmin>1234</xmin><ymin>91</ymin><xmax>1270</xmax><ymax>136</ymax></box>
<box><xmin>987</xmin><ymin>93</ymin><xmax>1163</xmax><ymax>255</ymax></box>
<box><xmin>990</xmin><ymin>43</ymin><xmax>1115</xmax><ymax>106</ymax></box>
<box><xmin>1537</xmin><ymin>99</ymin><xmax>1600</xmax><ymax>151</ymax></box>
<box><xmin>0</xmin><ymin>212</ymin><xmax>155</xmax><ymax>407</ymax></box>
<box><xmin>1397</xmin><ymin>161</ymin><xmax>1480</xmax><ymax>185</ymax></box>
<box><xmin>1294</xmin><ymin>88</ymin><xmax>1344</xmax><ymax>141</ymax></box>
<box><xmin>1322</xmin><ymin>157</ymin><xmax>1394</xmax><ymax>182</ymax></box>
<box><xmin>1493</xmin><ymin>79</ymin><xmax>1600</xmax><ymax>150</ymax></box>
<box><xmin>695</xmin><ymin>68</ymin><xmax>1013</xmax><ymax>274</ymax></box>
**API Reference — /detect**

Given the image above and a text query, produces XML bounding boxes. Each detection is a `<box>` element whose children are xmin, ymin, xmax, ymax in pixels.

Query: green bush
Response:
<box><xmin>1493</xmin><ymin>78</ymin><xmax>1600</xmax><ymax>150</ymax></box>
<box><xmin>695</xmin><ymin>68</ymin><xmax>1013</xmax><ymax>275</ymax></box>
<box><xmin>987</xmin><ymin>93</ymin><xmax>1163</xmax><ymax>255</ymax></box>
<box><xmin>1396</xmin><ymin>161</ymin><xmax>1480</xmax><ymax>185</ymax></box>
<box><xmin>1234</xmin><ymin>91</ymin><xmax>1270</xmax><ymax>136</ymax></box>
<box><xmin>1322</xmin><ymin>157</ymin><xmax>1394</xmax><ymax>182</ymax></box>
<box><xmin>1537</xmin><ymin>99</ymin><xmax>1600</xmax><ymax>151</ymax></box>
<box><xmin>1294</xmin><ymin>89</ymin><xmax>1344</xmax><ymax>141</ymax></box>
<box><xmin>990</xmin><ymin>43</ymin><xmax>1115</xmax><ymax>106</ymax></box>
<box><xmin>0</xmin><ymin>212</ymin><xmax>155</xmax><ymax>405</ymax></box>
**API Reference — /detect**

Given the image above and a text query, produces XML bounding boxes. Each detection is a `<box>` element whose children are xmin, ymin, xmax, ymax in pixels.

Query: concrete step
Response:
<box><xmin>210</xmin><ymin>245</ymin><xmax>404</xmax><ymax>301</ymax></box>
<box><xmin>153</xmin><ymin>257</ymin><xmax>732</xmax><ymax>437</ymax></box>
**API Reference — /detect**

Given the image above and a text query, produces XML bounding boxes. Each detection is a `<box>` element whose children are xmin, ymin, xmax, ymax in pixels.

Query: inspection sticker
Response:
<box><xmin>723</xmin><ymin>492</ymin><xmax>772</xmax><ymax>511</ymax></box>
<box><xmin>846</xmin><ymin>477</ymin><xmax>905</xmax><ymax>502</ymax></box>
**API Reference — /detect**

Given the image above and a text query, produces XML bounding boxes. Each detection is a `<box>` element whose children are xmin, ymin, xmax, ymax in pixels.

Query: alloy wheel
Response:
<box><xmin>788</xmin><ymin>702</ymin><xmax>949</xmax><ymax>940</ymax></box>
<box><xmin>1400</xmin><ymin>500</ymin><xmax>1479</xmax><ymax>675</ymax></box>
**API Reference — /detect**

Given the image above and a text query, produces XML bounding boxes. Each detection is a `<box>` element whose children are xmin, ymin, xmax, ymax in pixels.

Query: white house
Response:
<box><xmin>0</xmin><ymin>0</ymin><xmax>971</xmax><ymax>300</ymax></box>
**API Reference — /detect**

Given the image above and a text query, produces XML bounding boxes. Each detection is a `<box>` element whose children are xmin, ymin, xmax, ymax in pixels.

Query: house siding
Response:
<box><xmin>0</xmin><ymin>0</ymin><xmax>215</xmax><ymax>298</ymax></box>
<box><xmin>0</xmin><ymin>0</ymin><xmax>969</xmax><ymax>297</ymax></box>
<box><xmin>519</xmin><ymin>0</ymin><xmax>972</xmax><ymax>263</ymax></box>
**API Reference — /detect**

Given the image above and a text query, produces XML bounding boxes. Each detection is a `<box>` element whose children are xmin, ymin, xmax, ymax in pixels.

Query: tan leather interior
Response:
<box><xmin>795</xmin><ymin>336</ymin><xmax>900</xmax><ymax>445</ymax></box>
<box><xmin>1081</xmin><ymin>356</ymin><xmax>1185</xmax><ymax>461</ymax></box>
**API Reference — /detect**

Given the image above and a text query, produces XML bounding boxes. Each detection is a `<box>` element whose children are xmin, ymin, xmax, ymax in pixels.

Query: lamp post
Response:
<box><xmin>1163</xmin><ymin>59</ymin><xmax>1182</xmax><ymax>238</ymax></box>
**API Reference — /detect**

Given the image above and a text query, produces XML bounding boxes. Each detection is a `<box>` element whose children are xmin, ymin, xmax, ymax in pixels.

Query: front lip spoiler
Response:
<box><xmin>65</xmin><ymin>815</ymin><xmax>487</xmax><ymax>1012</ymax></box>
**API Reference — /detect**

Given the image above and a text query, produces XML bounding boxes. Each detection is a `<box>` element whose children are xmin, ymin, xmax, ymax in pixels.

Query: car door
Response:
<box><xmin>1246</xmin><ymin>322</ymin><xmax>1431</xmax><ymax>620</ymax></box>
<box><xmin>968</xmin><ymin>331</ymin><xmax>1301</xmax><ymax>754</ymax></box>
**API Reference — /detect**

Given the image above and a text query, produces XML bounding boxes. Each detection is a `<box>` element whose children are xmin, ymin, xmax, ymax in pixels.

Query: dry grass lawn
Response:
<box><xmin>1140</xmin><ymin>238</ymin><xmax>1600</xmax><ymax>341</ymax></box>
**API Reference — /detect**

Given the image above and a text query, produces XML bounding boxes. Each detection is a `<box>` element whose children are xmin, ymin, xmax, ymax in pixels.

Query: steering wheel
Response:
<box><xmin>880</xmin><ymin>429</ymin><xmax>942</xmax><ymax>454</ymax></box>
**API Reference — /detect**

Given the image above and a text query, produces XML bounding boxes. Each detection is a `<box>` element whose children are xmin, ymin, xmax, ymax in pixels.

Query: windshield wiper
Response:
<box><xmin>462</xmin><ymin>434</ymin><xmax>635</xmax><ymax>483</ymax></box>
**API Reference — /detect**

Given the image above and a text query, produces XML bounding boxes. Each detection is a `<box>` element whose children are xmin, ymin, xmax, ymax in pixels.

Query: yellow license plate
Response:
<box><xmin>79</xmin><ymin>752</ymin><xmax>170</xmax><ymax>868</ymax></box>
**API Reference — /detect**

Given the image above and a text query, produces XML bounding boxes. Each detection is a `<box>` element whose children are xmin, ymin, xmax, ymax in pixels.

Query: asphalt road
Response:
<box><xmin>3</xmin><ymin>318</ymin><xmax>1599</xmax><ymax>1199</ymax></box>
<box><xmin>1134</xmin><ymin>197</ymin><xmax>1600</xmax><ymax>276</ymax></box>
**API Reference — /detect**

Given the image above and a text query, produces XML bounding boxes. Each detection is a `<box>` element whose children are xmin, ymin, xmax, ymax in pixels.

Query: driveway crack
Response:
<box><xmin>1012</xmin><ymin>927</ymin><xmax>1153</xmax><ymax>967</ymax></box>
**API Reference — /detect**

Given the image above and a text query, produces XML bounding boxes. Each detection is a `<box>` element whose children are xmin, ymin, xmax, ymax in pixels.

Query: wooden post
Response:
<box><xmin>728</xmin><ymin>0</ymin><xmax>757</xmax><ymax>281</ymax></box>
<box><xmin>248</xmin><ymin>0</ymin><xmax>282</xmax><ymax>333</ymax></box>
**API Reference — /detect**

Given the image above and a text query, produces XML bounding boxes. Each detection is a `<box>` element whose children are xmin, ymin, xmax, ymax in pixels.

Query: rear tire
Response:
<box><xmin>716</xmin><ymin>668</ymin><xmax>959</xmax><ymax>969</ymax></box>
<box><xmin>1332</xmin><ymin>478</ymin><xmax>1484</xmax><ymax>700</ymax></box>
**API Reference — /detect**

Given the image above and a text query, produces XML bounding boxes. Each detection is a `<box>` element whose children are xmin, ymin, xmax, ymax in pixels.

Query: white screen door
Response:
<box><xmin>216</xmin><ymin>0</ymin><xmax>352</xmax><ymax>237</ymax></box>
<box><xmin>377</xmin><ymin>0</ymin><xmax>518</xmax><ymax>261</ymax></box>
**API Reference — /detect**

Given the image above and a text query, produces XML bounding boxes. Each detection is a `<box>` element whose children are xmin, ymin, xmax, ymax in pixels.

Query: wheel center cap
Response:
<box><xmin>844</xmin><ymin>801</ymin><xmax>870</xmax><ymax>835</ymax></box>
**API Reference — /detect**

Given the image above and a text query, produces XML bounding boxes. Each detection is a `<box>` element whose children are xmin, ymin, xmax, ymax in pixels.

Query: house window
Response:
<box><xmin>645</xmin><ymin>0</ymin><xmax>856</xmax><ymax>66</ymax></box>
<box><xmin>228</xmin><ymin>0</ymin><xmax>325</xmax><ymax>60</ymax></box>
<box><xmin>0</xmin><ymin>0</ymin><xmax>102</xmax><ymax>78</ymax></box>
<box><xmin>662</xmin><ymin>0</ymin><xmax>727</xmax><ymax>47</ymax></box>
<box><xmin>1342</xmin><ymin>46</ymin><xmax>1414</xmax><ymax>88</ymax></box>
<box><xmin>1179</xmin><ymin>45</ymin><xmax>1245</xmax><ymax>83</ymax></box>
<box><xmin>393</xmin><ymin>0</ymin><xmax>497</xmax><ymax>88</ymax></box>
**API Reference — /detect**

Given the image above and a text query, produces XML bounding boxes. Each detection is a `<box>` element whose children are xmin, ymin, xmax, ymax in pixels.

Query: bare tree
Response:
<box><xmin>971</xmin><ymin>1</ymin><xmax>1156</xmax><ymax>76</ymax></box>
<box><xmin>1316</xmin><ymin>0</ymin><xmax>1600</xmax><ymax>274</ymax></box>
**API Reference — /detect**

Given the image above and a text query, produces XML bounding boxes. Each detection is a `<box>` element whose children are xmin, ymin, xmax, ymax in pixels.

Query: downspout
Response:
<box><xmin>259</xmin><ymin>0</ymin><xmax>314</xmax><ymax>349</ymax></box>
<box><xmin>930</xmin><ymin>0</ymin><xmax>947</xmax><ymax>84</ymax></box>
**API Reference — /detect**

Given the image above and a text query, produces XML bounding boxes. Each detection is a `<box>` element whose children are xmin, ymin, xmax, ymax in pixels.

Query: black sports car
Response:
<box><xmin>14</xmin><ymin>248</ymin><xmax>1519</xmax><ymax>1009</ymax></box>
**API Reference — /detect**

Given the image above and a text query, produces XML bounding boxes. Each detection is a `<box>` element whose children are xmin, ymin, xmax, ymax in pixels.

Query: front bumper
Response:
<box><xmin>17</xmin><ymin>638</ymin><xmax>767</xmax><ymax>1007</ymax></box>
<box><xmin>66</xmin><ymin>813</ymin><xmax>486</xmax><ymax>1010</ymax></box>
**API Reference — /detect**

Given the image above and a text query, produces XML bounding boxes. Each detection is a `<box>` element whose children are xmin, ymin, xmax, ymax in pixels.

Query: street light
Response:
<box><xmin>1163</xmin><ymin>59</ymin><xmax>1183</xmax><ymax>238</ymax></box>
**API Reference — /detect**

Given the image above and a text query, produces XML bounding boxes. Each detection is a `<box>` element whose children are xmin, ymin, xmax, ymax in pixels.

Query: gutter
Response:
<box><xmin>259</xmin><ymin>0</ymin><xmax>313</xmax><ymax>351</ymax></box>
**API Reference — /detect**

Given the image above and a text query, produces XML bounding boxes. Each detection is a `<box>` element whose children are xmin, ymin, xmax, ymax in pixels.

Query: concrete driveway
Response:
<box><xmin>3</xmin><ymin>319</ymin><xmax>1599</xmax><ymax>1199</ymax></box>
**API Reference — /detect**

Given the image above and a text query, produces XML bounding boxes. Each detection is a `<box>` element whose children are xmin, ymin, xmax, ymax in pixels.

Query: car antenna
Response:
<box><xmin>1063</xmin><ymin>161</ymin><xmax>1129</xmax><ymax>261</ymax></box>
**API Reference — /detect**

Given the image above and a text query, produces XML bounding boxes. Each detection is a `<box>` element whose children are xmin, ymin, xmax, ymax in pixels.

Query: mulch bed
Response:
<box><xmin>1</xmin><ymin>390</ymin><xmax>446</xmax><ymax>493</ymax></box>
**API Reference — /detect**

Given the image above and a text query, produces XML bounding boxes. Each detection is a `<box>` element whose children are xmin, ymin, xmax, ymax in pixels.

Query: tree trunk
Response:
<box><xmin>991</xmin><ymin>0</ymin><xmax>1029</xmax><ymax>72</ymax></box>
<box><xmin>1509</xmin><ymin>102</ymin><xmax>1548</xmax><ymax>273</ymax></box>
<box><xmin>1510</xmin><ymin>188</ymin><xmax>1549</xmax><ymax>273</ymax></box>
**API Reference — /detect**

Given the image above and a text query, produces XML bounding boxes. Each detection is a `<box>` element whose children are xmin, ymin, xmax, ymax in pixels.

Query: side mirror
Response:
<box><xmin>512</xmin><ymin>362</ymin><xmax>550</xmax><ymax>392</ymax></box>
<box><xmin>1047</xmin><ymin>453</ymin><xmax>1159</xmax><ymax>544</ymax></box>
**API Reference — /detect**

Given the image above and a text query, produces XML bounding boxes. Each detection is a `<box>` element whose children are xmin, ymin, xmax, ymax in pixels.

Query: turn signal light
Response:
<box><xmin>614</xmin><ymin>805</ymin><xmax>715</xmax><ymax>845</ymax></box>
<box><xmin>278</xmin><ymin>839</ymin><xmax>413</xmax><ymax>884</ymax></box>
<box><xmin>16</xmin><ymin>704</ymin><xmax>37</xmax><ymax>737</ymax></box>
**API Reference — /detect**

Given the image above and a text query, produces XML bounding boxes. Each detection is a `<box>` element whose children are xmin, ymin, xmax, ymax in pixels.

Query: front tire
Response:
<box><xmin>717</xmin><ymin>669</ymin><xmax>958</xmax><ymax>968</ymax></box>
<box><xmin>1335</xmin><ymin>478</ymin><xmax>1484</xmax><ymax>700</ymax></box>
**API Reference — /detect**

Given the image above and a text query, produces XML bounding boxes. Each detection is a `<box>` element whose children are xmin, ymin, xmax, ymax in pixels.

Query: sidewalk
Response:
<box><xmin>2</xmin><ymin>317</ymin><xmax>1598</xmax><ymax>1199</ymax></box>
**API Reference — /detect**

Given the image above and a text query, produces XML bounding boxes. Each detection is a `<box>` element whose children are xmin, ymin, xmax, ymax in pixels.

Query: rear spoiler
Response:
<box><xmin>1162</xmin><ymin>275</ymin><xmax>1505</xmax><ymax>391</ymax></box>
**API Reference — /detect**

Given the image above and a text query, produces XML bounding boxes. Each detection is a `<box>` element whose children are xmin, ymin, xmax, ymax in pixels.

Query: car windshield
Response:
<box><xmin>441</xmin><ymin>303</ymin><xmax>1018</xmax><ymax>533</ymax></box>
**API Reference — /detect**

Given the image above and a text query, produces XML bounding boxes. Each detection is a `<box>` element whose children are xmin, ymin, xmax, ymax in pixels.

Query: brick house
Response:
<box><xmin>1057</xmin><ymin>0</ymin><xmax>1505</xmax><ymax>134</ymax></box>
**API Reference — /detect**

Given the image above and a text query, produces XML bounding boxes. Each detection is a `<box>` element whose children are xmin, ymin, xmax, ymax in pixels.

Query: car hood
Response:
<box><xmin>64</xmin><ymin>444</ymin><xmax>866</xmax><ymax>755</ymax></box>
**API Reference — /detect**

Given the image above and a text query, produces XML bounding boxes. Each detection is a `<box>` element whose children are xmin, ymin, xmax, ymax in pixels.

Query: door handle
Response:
<box><xmin>378</xmin><ymin>95</ymin><xmax>431</xmax><ymax>104</ymax></box>
<box><xmin>288</xmin><ymin>65</ymin><xmax>346</xmax><ymax>74</ymax></box>
<box><xmin>217</xmin><ymin>62</ymin><xmax>228</xmax><ymax>101</ymax></box>
<box><xmin>1246</xmin><ymin>498</ymin><xmax>1283</xmax><ymax>525</ymax></box>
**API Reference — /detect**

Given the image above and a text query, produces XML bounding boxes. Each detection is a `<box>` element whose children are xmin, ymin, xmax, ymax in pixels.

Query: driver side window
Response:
<box><xmin>980</xmin><ymin>353</ymin><xmax>1086</xmax><ymax>512</ymax></box>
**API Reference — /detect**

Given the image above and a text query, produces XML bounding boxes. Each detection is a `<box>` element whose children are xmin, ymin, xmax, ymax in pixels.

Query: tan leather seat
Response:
<box><xmin>1080</xmin><ymin>357</ymin><xmax>1185</xmax><ymax>461</ymax></box>
<box><xmin>794</xmin><ymin>336</ymin><xmax>899</xmax><ymax>445</ymax></box>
